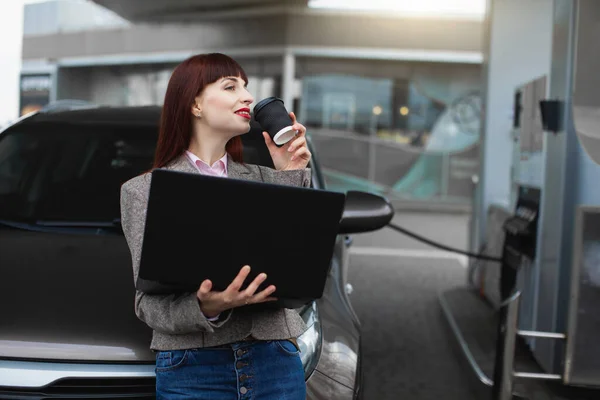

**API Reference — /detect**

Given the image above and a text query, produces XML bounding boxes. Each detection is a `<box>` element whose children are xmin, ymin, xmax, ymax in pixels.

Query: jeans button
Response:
<box><xmin>240</xmin><ymin>387</ymin><xmax>248</xmax><ymax>395</ymax></box>
<box><xmin>236</xmin><ymin>349</ymin><xmax>244</xmax><ymax>357</ymax></box>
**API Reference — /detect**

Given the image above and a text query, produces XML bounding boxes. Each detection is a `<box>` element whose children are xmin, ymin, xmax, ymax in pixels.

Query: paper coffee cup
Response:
<box><xmin>253</xmin><ymin>97</ymin><xmax>297</xmax><ymax>146</ymax></box>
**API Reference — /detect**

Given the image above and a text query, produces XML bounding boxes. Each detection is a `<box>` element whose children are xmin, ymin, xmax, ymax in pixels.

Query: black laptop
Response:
<box><xmin>137</xmin><ymin>168</ymin><xmax>346</xmax><ymax>308</ymax></box>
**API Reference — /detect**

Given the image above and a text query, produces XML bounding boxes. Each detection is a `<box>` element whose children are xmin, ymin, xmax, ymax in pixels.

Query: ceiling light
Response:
<box><xmin>308</xmin><ymin>0</ymin><xmax>486</xmax><ymax>19</ymax></box>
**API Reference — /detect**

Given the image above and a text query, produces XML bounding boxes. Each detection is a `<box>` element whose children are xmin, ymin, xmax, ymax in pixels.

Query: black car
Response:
<box><xmin>0</xmin><ymin>104</ymin><xmax>393</xmax><ymax>399</ymax></box>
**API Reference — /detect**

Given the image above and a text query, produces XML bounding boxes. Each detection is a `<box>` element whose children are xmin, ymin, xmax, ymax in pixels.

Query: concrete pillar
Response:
<box><xmin>282</xmin><ymin>51</ymin><xmax>296</xmax><ymax>113</ymax></box>
<box><xmin>0</xmin><ymin>2</ymin><xmax>25</xmax><ymax>126</ymax></box>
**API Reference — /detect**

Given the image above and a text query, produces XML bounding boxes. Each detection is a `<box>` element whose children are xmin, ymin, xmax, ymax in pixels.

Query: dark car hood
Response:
<box><xmin>0</xmin><ymin>224</ymin><xmax>154</xmax><ymax>362</ymax></box>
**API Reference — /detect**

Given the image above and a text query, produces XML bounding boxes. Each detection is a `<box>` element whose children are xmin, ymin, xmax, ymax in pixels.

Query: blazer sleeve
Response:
<box><xmin>120</xmin><ymin>177</ymin><xmax>232</xmax><ymax>335</ymax></box>
<box><xmin>257</xmin><ymin>166</ymin><xmax>312</xmax><ymax>188</ymax></box>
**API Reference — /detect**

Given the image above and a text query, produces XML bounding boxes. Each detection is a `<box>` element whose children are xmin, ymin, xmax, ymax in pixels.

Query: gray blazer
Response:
<box><xmin>120</xmin><ymin>154</ymin><xmax>311</xmax><ymax>351</ymax></box>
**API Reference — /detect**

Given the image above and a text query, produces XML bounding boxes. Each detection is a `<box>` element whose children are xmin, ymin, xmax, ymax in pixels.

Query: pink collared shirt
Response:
<box><xmin>185</xmin><ymin>151</ymin><xmax>228</xmax><ymax>178</ymax></box>
<box><xmin>185</xmin><ymin>150</ymin><xmax>228</xmax><ymax>322</ymax></box>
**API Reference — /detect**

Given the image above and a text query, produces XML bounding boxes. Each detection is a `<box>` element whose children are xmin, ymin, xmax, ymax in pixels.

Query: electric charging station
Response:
<box><xmin>492</xmin><ymin>0</ymin><xmax>600</xmax><ymax>390</ymax></box>
<box><xmin>499</xmin><ymin>0</ymin><xmax>600</xmax><ymax>389</ymax></box>
<box><xmin>540</xmin><ymin>0</ymin><xmax>600</xmax><ymax>386</ymax></box>
<box><xmin>444</xmin><ymin>1</ymin><xmax>600</xmax><ymax>397</ymax></box>
<box><xmin>507</xmin><ymin>75</ymin><xmax>546</xmax><ymax>340</ymax></box>
<box><xmin>505</xmin><ymin>1</ymin><xmax>600</xmax><ymax>387</ymax></box>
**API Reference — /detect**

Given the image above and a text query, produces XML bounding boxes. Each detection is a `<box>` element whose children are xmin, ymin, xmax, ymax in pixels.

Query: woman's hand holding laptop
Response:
<box><xmin>196</xmin><ymin>265</ymin><xmax>277</xmax><ymax>318</ymax></box>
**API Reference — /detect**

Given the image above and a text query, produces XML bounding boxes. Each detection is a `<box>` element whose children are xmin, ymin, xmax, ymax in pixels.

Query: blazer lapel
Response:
<box><xmin>163</xmin><ymin>154</ymin><xmax>199</xmax><ymax>174</ymax></box>
<box><xmin>227</xmin><ymin>157</ymin><xmax>253</xmax><ymax>180</ymax></box>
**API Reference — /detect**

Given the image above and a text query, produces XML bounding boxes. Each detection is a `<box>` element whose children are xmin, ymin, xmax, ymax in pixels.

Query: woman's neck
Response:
<box><xmin>188</xmin><ymin>120</ymin><xmax>229</xmax><ymax>165</ymax></box>
<box><xmin>188</xmin><ymin>135</ymin><xmax>228</xmax><ymax>166</ymax></box>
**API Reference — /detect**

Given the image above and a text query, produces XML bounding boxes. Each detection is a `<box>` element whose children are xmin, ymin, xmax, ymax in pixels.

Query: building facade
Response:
<box><xmin>21</xmin><ymin>0</ymin><xmax>484</xmax><ymax>205</ymax></box>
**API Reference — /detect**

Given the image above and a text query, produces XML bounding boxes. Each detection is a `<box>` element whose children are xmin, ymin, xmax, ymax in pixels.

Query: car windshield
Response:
<box><xmin>0</xmin><ymin>124</ymin><xmax>157</xmax><ymax>225</ymax></box>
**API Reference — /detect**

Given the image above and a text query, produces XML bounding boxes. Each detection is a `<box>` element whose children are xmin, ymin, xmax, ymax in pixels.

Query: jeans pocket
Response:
<box><xmin>275</xmin><ymin>340</ymin><xmax>301</xmax><ymax>356</ymax></box>
<box><xmin>155</xmin><ymin>350</ymin><xmax>189</xmax><ymax>372</ymax></box>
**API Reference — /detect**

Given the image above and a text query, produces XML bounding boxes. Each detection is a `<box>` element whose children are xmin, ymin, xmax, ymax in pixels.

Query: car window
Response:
<box><xmin>0</xmin><ymin>124</ymin><xmax>157</xmax><ymax>224</ymax></box>
<box><xmin>0</xmin><ymin>122</ymin><xmax>323</xmax><ymax>225</ymax></box>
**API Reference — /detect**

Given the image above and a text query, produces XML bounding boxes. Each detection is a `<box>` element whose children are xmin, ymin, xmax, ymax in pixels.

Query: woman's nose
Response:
<box><xmin>242</xmin><ymin>89</ymin><xmax>254</xmax><ymax>105</ymax></box>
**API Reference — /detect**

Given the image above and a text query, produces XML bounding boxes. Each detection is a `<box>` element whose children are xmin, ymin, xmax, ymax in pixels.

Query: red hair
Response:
<box><xmin>153</xmin><ymin>53</ymin><xmax>248</xmax><ymax>168</ymax></box>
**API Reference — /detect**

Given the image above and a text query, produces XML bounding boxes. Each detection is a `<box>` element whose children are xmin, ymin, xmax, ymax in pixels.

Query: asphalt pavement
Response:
<box><xmin>347</xmin><ymin>212</ymin><xmax>479</xmax><ymax>400</ymax></box>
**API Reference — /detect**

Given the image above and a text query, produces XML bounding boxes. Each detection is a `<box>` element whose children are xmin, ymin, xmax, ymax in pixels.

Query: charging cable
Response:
<box><xmin>386</xmin><ymin>222</ymin><xmax>503</xmax><ymax>263</ymax></box>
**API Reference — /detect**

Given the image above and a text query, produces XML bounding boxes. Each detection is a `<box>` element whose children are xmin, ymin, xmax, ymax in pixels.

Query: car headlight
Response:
<box><xmin>297</xmin><ymin>301</ymin><xmax>322</xmax><ymax>380</ymax></box>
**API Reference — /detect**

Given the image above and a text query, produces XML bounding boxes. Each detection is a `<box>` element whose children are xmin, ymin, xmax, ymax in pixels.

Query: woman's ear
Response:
<box><xmin>192</xmin><ymin>93</ymin><xmax>205</xmax><ymax>117</ymax></box>
<box><xmin>191</xmin><ymin>103</ymin><xmax>202</xmax><ymax>118</ymax></box>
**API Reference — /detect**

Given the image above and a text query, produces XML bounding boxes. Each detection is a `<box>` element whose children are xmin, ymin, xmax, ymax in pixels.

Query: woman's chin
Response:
<box><xmin>233</xmin><ymin>122</ymin><xmax>251</xmax><ymax>135</ymax></box>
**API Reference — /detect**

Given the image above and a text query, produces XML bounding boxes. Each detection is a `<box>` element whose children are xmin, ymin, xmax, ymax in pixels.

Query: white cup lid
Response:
<box><xmin>273</xmin><ymin>126</ymin><xmax>297</xmax><ymax>145</ymax></box>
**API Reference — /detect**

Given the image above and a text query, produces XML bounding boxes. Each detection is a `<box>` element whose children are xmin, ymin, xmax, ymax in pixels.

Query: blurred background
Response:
<box><xmin>0</xmin><ymin>0</ymin><xmax>485</xmax><ymax>210</ymax></box>
<box><xmin>9</xmin><ymin>2</ymin><xmax>600</xmax><ymax>399</ymax></box>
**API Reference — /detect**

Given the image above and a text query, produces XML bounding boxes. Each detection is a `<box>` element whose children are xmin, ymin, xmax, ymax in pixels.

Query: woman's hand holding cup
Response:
<box><xmin>263</xmin><ymin>112</ymin><xmax>311</xmax><ymax>171</ymax></box>
<box><xmin>196</xmin><ymin>265</ymin><xmax>277</xmax><ymax>319</ymax></box>
<box><xmin>252</xmin><ymin>97</ymin><xmax>311</xmax><ymax>171</ymax></box>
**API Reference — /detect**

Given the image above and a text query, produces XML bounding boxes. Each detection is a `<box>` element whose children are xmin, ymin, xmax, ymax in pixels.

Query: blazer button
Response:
<box><xmin>240</xmin><ymin>387</ymin><xmax>248</xmax><ymax>395</ymax></box>
<box><xmin>236</xmin><ymin>361</ymin><xmax>244</xmax><ymax>369</ymax></box>
<box><xmin>236</xmin><ymin>349</ymin><xmax>244</xmax><ymax>357</ymax></box>
<box><xmin>240</xmin><ymin>374</ymin><xmax>248</xmax><ymax>382</ymax></box>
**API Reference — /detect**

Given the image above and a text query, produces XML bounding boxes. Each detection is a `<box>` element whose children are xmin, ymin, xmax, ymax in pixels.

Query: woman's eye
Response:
<box><xmin>225</xmin><ymin>86</ymin><xmax>235</xmax><ymax>91</ymax></box>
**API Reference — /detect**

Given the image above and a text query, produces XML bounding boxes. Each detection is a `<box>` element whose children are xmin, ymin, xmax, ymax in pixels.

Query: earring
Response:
<box><xmin>195</xmin><ymin>112</ymin><xmax>202</xmax><ymax>118</ymax></box>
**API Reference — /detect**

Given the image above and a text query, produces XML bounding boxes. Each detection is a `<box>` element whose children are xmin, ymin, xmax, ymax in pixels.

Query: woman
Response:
<box><xmin>120</xmin><ymin>53</ymin><xmax>312</xmax><ymax>399</ymax></box>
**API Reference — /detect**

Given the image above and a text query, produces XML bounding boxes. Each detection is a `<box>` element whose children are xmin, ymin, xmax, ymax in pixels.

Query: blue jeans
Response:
<box><xmin>155</xmin><ymin>340</ymin><xmax>306</xmax><ymax>400</ymax></box>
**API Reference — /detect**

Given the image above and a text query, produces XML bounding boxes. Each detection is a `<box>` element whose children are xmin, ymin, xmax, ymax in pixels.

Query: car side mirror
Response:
<box><xmin>339</xmin><ymin>191</ymin><xmax>395</xmax><ymax>234</ymax></box>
